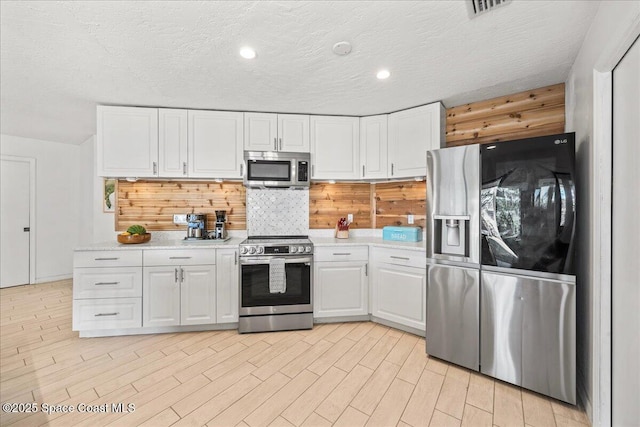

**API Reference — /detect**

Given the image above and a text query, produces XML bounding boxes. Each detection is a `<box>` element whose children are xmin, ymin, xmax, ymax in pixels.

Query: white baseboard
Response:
<box><xmin>35</xmin><ymin>273</ymin><xmax>72</xmax><ymax>284</ymax></box>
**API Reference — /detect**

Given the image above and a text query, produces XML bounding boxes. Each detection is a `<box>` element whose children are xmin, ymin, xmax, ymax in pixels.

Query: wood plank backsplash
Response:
<box><xmin>374</xmin><ymin>181</ymin><xmax>426</xmax><ymax>228</ymax></box>
<box><xmin>445</xmin><ymin>83</ymin><xmax>565</xmax><ymax>147</ymax></box>
<box><xmin>116</xmin><ymin>181</ymin><xmax>246</xmax><ymax>231</ymax></box>
<box><xmin>115</xmin><ymin>83</ymin><xmax>564</xmax><ymax>231</ymax></box>
<box><xmin>309</xmin><ymin>183</ymin><xmax>373</xmax><ymax>229</ymax></box>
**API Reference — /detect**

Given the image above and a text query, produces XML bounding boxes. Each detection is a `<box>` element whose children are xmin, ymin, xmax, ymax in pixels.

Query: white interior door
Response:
<box><xmin>1</xmin><ymin>157</ymin><xmax>32</xmax><ymax>287</ymax></box>
<box><xmin>612</xmin><ymin>36</ymin><xmax>640</xmax><ymax>426</ymax></box>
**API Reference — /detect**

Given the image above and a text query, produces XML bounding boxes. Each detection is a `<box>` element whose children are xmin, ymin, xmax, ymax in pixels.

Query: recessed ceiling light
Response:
<box><xmin>376</xmin><ymin>69</ymin><xmax>391</xmax><ymax>80</ymax></box>
<box><xmin>239</xmin><ymin>47</ymin><xmax>256</xmax><ymax>59</ymax></box>
<box><xmin>332</xmin><ymin>41</ymin><xmax>352</xmax><ymax>56</ymax></box>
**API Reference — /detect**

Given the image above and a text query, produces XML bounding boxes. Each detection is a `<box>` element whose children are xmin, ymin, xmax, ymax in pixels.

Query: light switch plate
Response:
<box><xmin>347</xmin><ymin>214</ymin><xmax>353</xmax><ymax>223</ymax></box>
<box><xmin>408</xmin><ymin>214</ymin><xmax>414</xmax><ymax>224</ymax></box>
<box><xmin>173</xmin><ymin>214</ymin><xmax>188</xmax><ymax>225</ymax></box>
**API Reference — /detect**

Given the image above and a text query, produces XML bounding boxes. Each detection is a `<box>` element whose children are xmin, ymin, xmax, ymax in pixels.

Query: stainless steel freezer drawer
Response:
<box><xmin>480</xmin><ymin>270</ymin><xmax>576</xmax><ymax>404</ymax></box>
<box><xmin>426</xmin><ymin>263</ymin><xmax>479</xmax><ymax>371</ymax></box>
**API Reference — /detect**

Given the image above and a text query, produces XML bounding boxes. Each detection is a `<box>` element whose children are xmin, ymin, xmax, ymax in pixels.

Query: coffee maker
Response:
<box><xmin>186</xmin><ymin>214</ymin><xmax>207</xmax><ymax>240</ymax></box>
<box><xmin>213</xmin><ymin>210</ymin><xmax>228</xmax><ymax>240</ymax></box>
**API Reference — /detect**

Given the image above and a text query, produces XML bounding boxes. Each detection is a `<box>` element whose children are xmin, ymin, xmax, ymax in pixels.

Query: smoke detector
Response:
<box><xmin>467</xmin><ymin>0</ymin><xmax>511</xmax><ymax>18</ymax></box>
<box><xmin>332</xmin><ymin>41</ymin><xmax>352</xmax><ymax>56</ymax></box>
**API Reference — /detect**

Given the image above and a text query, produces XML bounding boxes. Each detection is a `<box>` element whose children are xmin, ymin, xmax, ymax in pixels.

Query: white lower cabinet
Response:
<box><xmin>143</xmin><ymin>264</ymin><xmax>216</xmax><ymax>327</ymax></box>
<box><xmin>215</xmin><ymin>248</ymin><xmax>239</xmax><ymax>323</ymax></box>
<box><xmin>72</xmin><ymin>249</ymin><xmax>143</xmax><ymax>331</ymax></box>
<box><xmin>314</xmin><ymin>246</ymin><xmax>369</xmax><ymax>319</ymax></box>
<box><xmin>371</xmin><ymin>248</ymin><xmax>426</xmax><ymax>333</ymax></box>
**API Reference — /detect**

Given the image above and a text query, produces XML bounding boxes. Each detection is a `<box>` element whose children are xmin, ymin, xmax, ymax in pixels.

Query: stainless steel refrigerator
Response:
<box><xmin>426</xmin><ymin>133</ymin><xmax>577</xmax><ymax>404</ymax></box>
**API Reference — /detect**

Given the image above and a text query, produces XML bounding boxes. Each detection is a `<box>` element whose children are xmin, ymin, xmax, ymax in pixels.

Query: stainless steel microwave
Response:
<box><xmin>243</xmin><ymin>151</ymin><xmax>310</xmax><ymax>188</ymax></box>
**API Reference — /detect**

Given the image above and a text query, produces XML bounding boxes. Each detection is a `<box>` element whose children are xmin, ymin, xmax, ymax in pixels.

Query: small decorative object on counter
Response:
<box><xmin>117</xmin><ymin>225</ymin><xmax>151</xmax><ymax>244</ymax></box>
<box><xmin>335</xmin><ymin>217</ymin><xmax>350</xmax><ymax>239</ymax></box>
<box><xmin>382</xmin><ymin>226</ymin><xmax>422</xmax><ymax>242</ymax></box>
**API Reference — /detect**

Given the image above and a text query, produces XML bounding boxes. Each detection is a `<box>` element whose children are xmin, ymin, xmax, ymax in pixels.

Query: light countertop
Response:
<box><xmin>75</xmin><ymin>235</ymin><xmax>425</xmax><ymax>252</ymax></box>
<box><xmin>75</xmin><ymin>237</ymin><xmax>245</xmax><ymax>251</ymax></box>
<box><xmin>310</xmin><ymin>237</ymin><xmax>426</xmax><ymax>252</ymax></box>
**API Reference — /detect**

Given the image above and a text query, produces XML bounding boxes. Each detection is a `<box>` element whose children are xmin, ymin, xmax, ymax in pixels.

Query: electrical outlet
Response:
<box><xmin>173</xmin><ymin>214</ymin><xmax>188</xmax><ymax>225</ymax></box>
<box><xmin>408</xmin><ymin>214</ymin><xmax>414</xmax><ymax>224</ymax></box>
<box><xmin>347</xmin><ymin>213</ymin><xmax>353</xmax><ymax>223</ymax></box>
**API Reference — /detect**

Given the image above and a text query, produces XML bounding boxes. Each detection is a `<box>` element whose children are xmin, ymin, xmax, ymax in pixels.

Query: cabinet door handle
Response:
<box><xmin>235</xmin><ymin>252</ymin><xmax>238</xmax><ymax>265</ymax></box>
<box><xmin>94</xmin><ymin>257</ymin><xmax>119</xmax><ymax>261</ymax></box>
<box><xmin>94</xmin><ymin>282</ymin><xmax>120</xmax><ymax>286</ymax></box>
<box><xmin>153</xmin><ymin>161</ymin><xmax>157</xmax><ymax>175</ymax></box>
<box><xmin>311</xmin><ymin>164</ymin><xmax>315</xmax><ymax>177</ymax></box>
<box><xmin>365</xmin><ymin>264</ymin><xmax>368</xmax><ymax>276</ymax></box>
<box><xmin>274</xmin><ymin>137</ymin><xmax>277</xmax><ymax>150</ymax></box>
<box><xmin>180</xmin><ymin>267</ymin><xmax>184</xmax><ymax>283</ymax></box>
<box><xmin>279</xmin><ymin>138</ymin><xmax>282</xmax><ymax>150</ymax></box>
<box><xmin>183</xmin><ymin>162</ymin><xmax>187</xmax><ymax>175</ymax></box>
<box><xmin>390</xmin><ymin>256</ymin><xmax>410</xmax><ymax>261</ymax></box>
<box><xmin>362</xmin><ymin>165</ymin><xmax>365</xmax><ymax>177</ymax></box>
<box><xmin>391</xmin><ymin>163</ymin><xmax>394</xmax><ymax>176</ymax></box>
<box><xmin>333</xmin><ymin>252</ymin><xmax>352</xmax><ymax>256</ymax></box>
<box><xmin>175</xmin><ymin>268</ymin><xmax>179</xmax><ymax>283</ymax></box>
<box><xmin>240</xmin><ymin>163</ymin><xmax>244</xmax><ymax>176</ymax></box>
<box><xmin>169</xmin><ymin>256</ymin><xmax>192</xmax><ymax>260</ymax></box>
<box><xmin>95</xmin><ymin>312</ymin><xmax>119</xmax><ymax>317</ymax></box>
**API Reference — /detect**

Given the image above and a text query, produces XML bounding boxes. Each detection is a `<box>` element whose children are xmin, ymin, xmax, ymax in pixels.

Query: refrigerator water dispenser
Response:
<box><xmin>434</xmin><ymin>215</ymin><xmax>470</xmax><ymax>257</ymax></box>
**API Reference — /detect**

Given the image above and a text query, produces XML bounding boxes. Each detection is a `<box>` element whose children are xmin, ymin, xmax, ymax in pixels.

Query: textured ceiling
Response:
<box><xmin>0</xmin><ymin>1</ymin><xmax>600</xmax><ymax>145</ymax></box>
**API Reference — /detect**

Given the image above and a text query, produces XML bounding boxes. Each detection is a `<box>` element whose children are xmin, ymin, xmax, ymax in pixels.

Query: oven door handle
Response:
<box><xmin>240</xmin><ymin>256</ymin><xmax>312</xmax><ymax>265</ymax></box>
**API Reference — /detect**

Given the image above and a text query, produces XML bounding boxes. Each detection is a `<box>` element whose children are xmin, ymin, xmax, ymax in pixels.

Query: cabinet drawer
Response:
<box><xmin>143</xmin><ymin>249</ymin><xmax>216</xmax><ymax>266</ymax></box>
<box><xmin>73</xmin><ymin>267</ymin><xmax>142</xmax><ymax>299</ymax></box>
<box><xmin>74</xmin><ymin>250</ymin><xmax>142</xmax><ymax>268</ymax></box>
<box><xmin>315</xmin><ymin>246</ymin><xmax>368</xmax><ymax>262</ymax></box>
<box><xmin>73</xmin><ymin>298</ymin><xmax>142</xmax><ymax>330</ymax></box>
<box><xmin>372</xmin><ymin>247</ymin><xmax>425</xmax><ymax>269</ymax></box>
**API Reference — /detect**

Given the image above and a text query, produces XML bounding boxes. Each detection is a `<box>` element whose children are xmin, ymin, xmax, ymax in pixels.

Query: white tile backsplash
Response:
<box><xmin>246</xmin><ymin>188</ymin><xmax>309</xmax><ymax>236</ymax></box>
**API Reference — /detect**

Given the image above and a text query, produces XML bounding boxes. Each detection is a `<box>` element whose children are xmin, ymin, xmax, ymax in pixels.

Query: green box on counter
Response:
<box><xmin>382</xmin><ymin>226</ymin><xmax>423</xmax><ymax>242</ymax></box>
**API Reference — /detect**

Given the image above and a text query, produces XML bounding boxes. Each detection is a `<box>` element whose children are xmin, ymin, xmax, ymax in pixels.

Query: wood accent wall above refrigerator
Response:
<box><xmin>446</xmin><ymin>83</ymin><xmax>565</xmax><ymax>147</ymax></box>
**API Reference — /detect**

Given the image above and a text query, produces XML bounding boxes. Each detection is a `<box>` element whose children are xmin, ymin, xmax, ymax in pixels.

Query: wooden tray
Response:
<box><xmin>117</xmin><ymin>233</ymin><xmax>151</xmax><ymax>244</ymax></box>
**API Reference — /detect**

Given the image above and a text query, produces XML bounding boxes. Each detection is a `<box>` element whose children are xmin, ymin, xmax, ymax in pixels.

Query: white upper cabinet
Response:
<box><xmin>97</xmin><ymin>106</ymin><xmax>159</xmax><ymax>177</ymax></box>
<box><xmin>158</xmin><ymin>109</ymin><xmax>188</xmax><ymax>177</ymax></box>
<box><xmin>387</xmin><ymin>103</ymin><xmax>444</xmax><ymax>178</ymax></box>
<box><xmin>188</xmin><ymin>110</ymin><xmax>244</xmax><ymax>178</ymax></box>
<box><xmin>310</xmin><ymin>116</ymin><xmax>360</xmax><ymax>180</ymax></box>
<box><xmin>278</xmin><ymin>114</ymin><xmax>310</xmax><ymax>152</ymax></box>
<box><xmin>244</xmin><ymin>113</ymin><xmax>310</xmax><ymax>153</ymax></box>
<box><xmin>359</xmin><ymin>115</ymin><xmax>388</xmax><ymax>179</ymax></box>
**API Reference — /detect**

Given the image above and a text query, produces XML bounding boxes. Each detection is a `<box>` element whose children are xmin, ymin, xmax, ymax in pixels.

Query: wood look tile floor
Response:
<box><xmin>0</xmin><ymin>280</ymin><xmax>591</xmax><ymax>427</ymax></box>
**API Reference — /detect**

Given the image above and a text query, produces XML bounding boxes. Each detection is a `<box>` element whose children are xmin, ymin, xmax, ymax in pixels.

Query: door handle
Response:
<box><xmin>274</xmin><ymin>137</ymin><xmax>277</xmax><ymax>150</ymax></box>
<box><xmin>179</xmin><ymin>267</ymin><xmax>184</xmax><ymax>283</ymax></box>
<box><xmin>390</xmin><ymin>256</ymin><xmax>410</xmax><ymax>261</ymax></box>
<box><xmin>95</xmin><ymin>257</ymin><xmax>119</xmax><ymax>261</ymax></box>
<box><xmin>153</xmin><ymin>162</ymin><xmax>157</xmax><ymax>175</ymax></box>
<box><xmin>235</xmin><ymin>252</ymin><xmax>238</xmax><ymax>265</ymax></box>
<box><xmin>391</xmin><ymin>163</ymin><xmax>394</xmax><ymax>176</ymax></box>
<box><xmin>94</xmin><ymin>282</ymin><xmax>120</xmax><ymax>286</ymax></box>
<box><xmin>175</xmin><ymin>268</ymin><xmax>179</xmax><ymax>283</ymax></box>
<box><xmin>183</xmin><ymin>162</ymin><xmax>187</xmax><ymax>175</ymax></box>
<box><xmin>362</xmin><ymin>165</ymin><xmax>365</xmax><ymax>177</ymax></box>
<box><xmin>279</xmin><ymin>138</ymin><xmax>282</xmax><ymax>150</ymax></box>
<box><xmin>169</xmin><ymin>256</ymin><xmax>192</xmax><ymax>260</ymax></box>
<box><xmin>365</xmin><ymin>264</ymin><xmax>368</xmax><ymax>276</ymax></box>
<box><xmin>95</xmin><ymin>312</ymin><xmax>119</xmax><ymax>317</ymax></box>
<box><xmin>240</xmin><ymin>163</ymin><xmax>244</xmax><ymax>176</ymax></box>
<box><xmin>333</xmin><ymin>253</ymin><xmax>352</xmax><ymax>256</ymax></box>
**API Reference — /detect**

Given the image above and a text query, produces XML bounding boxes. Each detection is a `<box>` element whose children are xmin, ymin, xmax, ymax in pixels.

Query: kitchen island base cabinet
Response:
<box><xmin>371</xmin><ymin>248</ymin><xmax>426</xmax><ymax>336</ymax></box>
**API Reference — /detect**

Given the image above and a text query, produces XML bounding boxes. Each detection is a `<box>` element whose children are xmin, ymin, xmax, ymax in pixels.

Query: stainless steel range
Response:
<box><xmin>238</xmin><ymin>236</ymin><xmax>313</xmax><ymax>333</ymax></box>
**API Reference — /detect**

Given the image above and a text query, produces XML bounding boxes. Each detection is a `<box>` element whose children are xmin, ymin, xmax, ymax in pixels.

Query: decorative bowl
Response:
<box><xmin>117</xmin><ymin>233</ymin><xmax>151</xmax><ymax>244</ymax></box>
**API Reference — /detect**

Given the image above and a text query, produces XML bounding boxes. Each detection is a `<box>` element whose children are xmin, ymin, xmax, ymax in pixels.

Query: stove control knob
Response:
<box><xmin>240</xmin><ymin>246</ymin><xmax>248</xmax><ymax>255</ymax></box>
<box><xmin>249</xmin><ymin>247</ymin><xmax>256</xmax><ymax>254</ymax></box>
<box><xmin>297</xmin><ymin>246</ymin><xmax>305</xmax><ymax>253</ymax></box>
<box><xmin>290</xmin><ymin>246</ymin><xmax>297</xmax><ymax>253</ymax></box>
<box><xmin>305</xmin><ymin>246</ymin><xmax>312</xmax><ymax>253</ymax></box>
<box><xmin>256</xmin><ymin>247</ymin><xmax>264</xmax><ymax>254</ymax></box>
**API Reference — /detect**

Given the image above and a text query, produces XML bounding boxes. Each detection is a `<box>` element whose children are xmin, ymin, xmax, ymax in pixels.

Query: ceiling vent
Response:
<box><xmin>467</xmin><ymin>0</ymin><xmax>511</xmax><ymax>18</ymax></box>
